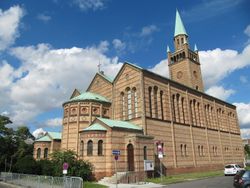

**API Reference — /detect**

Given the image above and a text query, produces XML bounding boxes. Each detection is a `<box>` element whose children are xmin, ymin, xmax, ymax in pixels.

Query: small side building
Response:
<box><xmin>33</xmin><ymin>132</ymin><xmax>61</xmax><ymax>160</ymax></box>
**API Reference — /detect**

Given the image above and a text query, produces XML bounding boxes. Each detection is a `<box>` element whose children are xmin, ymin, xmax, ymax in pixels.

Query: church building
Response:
<box><xmin>34</xmin><ymin>10</ymin><xmax>244</xmax><ymax>181</ymax></box>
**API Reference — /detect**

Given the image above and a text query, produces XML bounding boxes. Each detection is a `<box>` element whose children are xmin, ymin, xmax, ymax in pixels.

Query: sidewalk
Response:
<box><xmin>98</xmin><ymin>181</ymin><xmax>164</xmax><ymax>188</ymax></box>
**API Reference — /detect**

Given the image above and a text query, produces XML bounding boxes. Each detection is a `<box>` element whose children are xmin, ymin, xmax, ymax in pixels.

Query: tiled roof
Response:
<box><xmin>97</xmin><ymin>117</ymin><xmax>142</xmax><ymax>130</ymax></box>
<box><xmin>35</xmin><ymin>135</ymin><xmax>51</xmax><ymax>142</ymax></box>
<box><xmin>83</xmin><ymin>123</ymin><xmax>107</xmax><ymax>131</ymax></box>
<box><xmin>67</xmin><ymin>92</ymin><xmax>111</xmax><ymax>103</ymax></box>
<box><xmin>48</xmin><ymin>132</ymin><xmax>61</xmax><ymax>139</ymax></box>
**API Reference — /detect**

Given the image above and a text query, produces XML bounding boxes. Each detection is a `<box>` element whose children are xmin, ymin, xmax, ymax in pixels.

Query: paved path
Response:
<box><xmin>163</xmin><ymin>176</ymin><xmax>234</xmax><ymax>188</ymax></box>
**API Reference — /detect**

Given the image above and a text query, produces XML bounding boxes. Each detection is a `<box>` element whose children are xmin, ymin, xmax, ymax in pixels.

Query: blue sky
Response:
<box><xmin>0</xmin><ymin>0</ymin><xmax>250</xmax><ymax>137</ymax></box>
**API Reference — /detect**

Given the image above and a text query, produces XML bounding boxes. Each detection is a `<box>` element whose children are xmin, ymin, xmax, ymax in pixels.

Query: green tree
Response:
<box><xmin>50</xmin><ymin>150</ymin><xmax>93</xmax><ymax>180</ymax></box>
<box><xmin>245</xmin><ymin>145</ymin><xmax>250</xmax><ymax>159</ymax></box>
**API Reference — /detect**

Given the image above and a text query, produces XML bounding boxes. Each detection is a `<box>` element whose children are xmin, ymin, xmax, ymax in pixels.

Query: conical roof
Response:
<box><xmin>174</xmin><ymin>10</ymin><xmax>187</xmax><ymax>37</ymax></box>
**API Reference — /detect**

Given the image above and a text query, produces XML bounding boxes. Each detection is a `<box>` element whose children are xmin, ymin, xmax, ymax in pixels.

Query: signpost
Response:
<box><xmin>63</xmin><ymin>162</ymin><xmax>69</xmax><ymax>188</ymax></box>
<box><xmin>112</xmin><ymin>150</ymin><xmax>120</xmax><ymax>188</ymax></box>
<box><xmin>156</xmin><ymin>141</ymin><xmax>163</xmax><ymax>182</ymax></box>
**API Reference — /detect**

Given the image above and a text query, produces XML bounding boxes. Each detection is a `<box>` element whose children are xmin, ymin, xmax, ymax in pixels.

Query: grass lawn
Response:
<box><xmin>83</xmin><ymin>182</ymin><xmax>108</xmax><ymax>188</ymax></box>
<box><xmin>147</xmin><ymin>170</ymin><xmax>223</xmax><ymax>184</ymax></box>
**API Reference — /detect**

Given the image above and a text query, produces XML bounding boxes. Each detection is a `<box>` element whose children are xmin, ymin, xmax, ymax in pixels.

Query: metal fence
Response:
<box><xmin>0</xmin><ymin>172</ymin><xmax>83</xmax><ymax>188</ymax></box>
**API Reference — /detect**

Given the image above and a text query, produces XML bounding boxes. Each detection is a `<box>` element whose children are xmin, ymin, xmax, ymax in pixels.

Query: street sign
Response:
<box><xmin>63</xmin><ymin>162</ymin><xmax>69</xmax><ymax>170</ymax></box>
<box><xmin>114</xmin><ymin>155</ymin><xmax>119</xmax><ymax>160</ymax></box>
<box><xmin>63</xmin><ymin>169</ymin><xmax>67</xmax><ymax>175</ymax></box>
<box><xmin>112</xmin><ymin>150</ymin><xmax>120</xmax><ymax>155</ymax></box>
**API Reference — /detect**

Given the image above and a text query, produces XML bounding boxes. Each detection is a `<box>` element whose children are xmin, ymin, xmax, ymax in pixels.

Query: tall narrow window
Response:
<box><xmin>160</xmin><ymin>91</ymin><xmax>164</xmax><ymax>120</ymax></box>
<box><xmin>180</xmin><ymin>144</ymin><xmax>183</xmax><ymax>156</ymax></box>
<box><xmin>37</xmin><ymin>148</ymin><xmax>41</xmax><ymax>159</ymax></box>
<box><xmin>148</xmin><ymin>87</ymin><xmax>152</xmax><ymax>117</ymax></box>
<box><xmin>133</xmin><ymin>88</ymin><xmax>138</xmax><ymax>118</ymax></box>
<box><xmin>181</xmin><ymin>97</ymin><xmax>185</xmax><ymax>123</ymax></box>
<box><xmin>201</xmin><ymin>145</ymin><xmax>204</xmax><ymax>156</ymax></box>
<box><xmin>198</xmin><ymin>145</ymin><xmax>201</xmax><ymax>156</ymax></box>
<box><xmin>80</xmin><ymin>140</ymin><xmax>84</xmax><ymax>157</ymax></box>
<box><xmin>127</xmin><ymin>88</ymin><xmax>132</xmax><ymax>119</ymax></box>
<box><xmin>121</xmin><ymin>92</ymin><xmax>125</xmax><ymax>120</ymax></box>
<box><xmin>143</xmin><ymin>146</ymin><xmax>147</xmax><ymax>160</ymax></box>
<box><xmin>184</xmin><ymin>144</ymin><xmax>187</xmax><ymax>156</ymax></box>
<box><xmin>98</xmin><ymin>140</ymin><xmax>103</xmax><ymax>156</ymax></box>
<box><xmin>190</xmin><ymin>101</ymin><xmax>193</xmax><ymax>125</ymax></box>
<box><xmin>87</xmin><ymin>140</ymin><xmax>93</xmax><ymax>156</ymax></box>
<box><xmin>44</xmin><ymin>148</ymin><xmax>48</xmax><ymax>159</ymax></box>
<box><xmin>154</xmin><ymin>86</ymin><xmax>158</xmax><ymax>118</ymax></box>
<box><xmin>172</xmin><ymin>95</ymin><xmax>176</xmax><ymax>121</ymax></box>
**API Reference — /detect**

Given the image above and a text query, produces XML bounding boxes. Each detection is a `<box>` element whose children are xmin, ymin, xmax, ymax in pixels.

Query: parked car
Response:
<box><xmin>234</xmin><ymin>170</ymin><xmax>250</xmax><ymax>188</ymax></box>
<box><xmin>224</xmin><ymin>164</ymin><xmax>244</xmax><ymax>176</ymax></box>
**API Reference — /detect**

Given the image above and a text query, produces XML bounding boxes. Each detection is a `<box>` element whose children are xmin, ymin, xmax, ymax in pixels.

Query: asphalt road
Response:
<box><xmin>163</xmin><ymin>176</ymin><xmax>234</xmax><ymax>188</ymax></box>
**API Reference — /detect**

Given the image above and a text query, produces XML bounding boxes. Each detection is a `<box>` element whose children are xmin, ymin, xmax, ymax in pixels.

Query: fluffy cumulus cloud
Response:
<box><xmin>206</xmin><ymin>86</ymin><xmax>235</xmax><ymax>100</ymax></box>
<box><xmin>0</xmin><ymin>42</ymin><xmax>122</xmax><ymax>126</ymax></box>
<box><xmin>0</xmin><ymin>5</ymin><xmax>24</xmax><ymax>51</ymax></box>
<box><xmin>149</xmin><ymin>59</ymin><xmax>169</xmax><ymax>78</ymax></box>
<box><xmin>73</xmin><ymin>0</ymin><xmax>106</xmax><ymax>11</ymax></box>
<box><xmin>200</xmin><ymin>45</ymin><xmax>250</xmax><ymax>88</ymax></box>
<box><xmin>234</xmin><ymin>103</ymin><xmax>250</xmax><ymax>128</ymax></box>
<box><xmin>32</xmin><ymin>128</ymin><xmax>46</xmax><ymax>138</ymax></box>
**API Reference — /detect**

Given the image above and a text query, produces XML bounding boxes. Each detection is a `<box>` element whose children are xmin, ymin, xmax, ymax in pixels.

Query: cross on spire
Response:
<box><xmin>97</xmin><ymin>60</ymin><xmax>101</xmax><ymax>73</ymax></box>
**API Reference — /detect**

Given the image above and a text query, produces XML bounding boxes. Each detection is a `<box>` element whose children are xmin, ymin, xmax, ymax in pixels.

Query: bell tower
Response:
<box><xmin>168</xmin><ymin>10</ymin><xmax>204</xmax><ymax>92</ymax></box>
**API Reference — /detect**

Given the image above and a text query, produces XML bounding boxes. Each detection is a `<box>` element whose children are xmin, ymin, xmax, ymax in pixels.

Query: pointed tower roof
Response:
<box><xmin>167</xmin><ymin>45</ymin><xmax>170</xmax><ymax>53</ymax></box>
<box><xmin>194</xmin><ymin>44</ymin><xmax>198</xmax><ymax>51</ymax></box>
<box><xmin>174</xmin><ymin>10</ymin><xmax>187</xmax><ymax>37</ymax></box>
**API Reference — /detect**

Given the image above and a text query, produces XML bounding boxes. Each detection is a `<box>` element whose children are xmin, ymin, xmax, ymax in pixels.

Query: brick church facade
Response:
<box><xmin>34</xmin><ymin>10</ymin><xmax>244</xmax><ymax>180</ymax></box>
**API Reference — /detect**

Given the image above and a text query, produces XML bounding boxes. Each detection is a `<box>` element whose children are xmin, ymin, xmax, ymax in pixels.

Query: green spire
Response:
<box><xmin>174</xmin><ymin>9</ymin><xmax>187</xmax><ymax>37</ymax></box>
<box><xmin>194</xmin><ymin>44</ymin><xmax>198</xmax><ymax>51</ymax></box>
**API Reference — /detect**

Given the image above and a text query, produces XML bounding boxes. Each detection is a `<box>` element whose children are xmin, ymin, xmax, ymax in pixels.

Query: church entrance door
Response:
<box><xmin>127</xmin><ymin>144</ymin><xmax>135</xmax><ymax>171</ymax></box>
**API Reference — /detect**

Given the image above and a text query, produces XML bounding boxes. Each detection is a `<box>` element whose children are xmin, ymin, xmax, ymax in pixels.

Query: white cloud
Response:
<box><xmin>0</xmin><ymin>42</ymin><xmax>122</xmax><ymax>126</ymax></box>
<box><xmin>0</xmin><ymin>5</ymin><xmax>24</xmax><ymax>51</ymax></box>
<box><xmin>149</xmin><ymin>59</ymin><xmax>169</xmax><ymax>78</ymax></box>
<box><xmin>73</xmin><ymin>0</ymin><xmax>106</xmax><ymax>11</ymax></box>
<box><xmin>206</xmin><ymin>85</ymin><xmax>235</xmax><ymax>100</ymax></box>
<box><xmin>45</xmin><ymin>118</ymin><xmax>62</xmax><ymax>127</ymax></box>
<box><xmin>140</xmin><ymin>25</ymin><xmax>159</xmax><ymax>37</ymax></box>
<box><xmin>200</xmin><ymin>44</ymin><xmax>250</xmax><ymax>88</ymax></box>
<box><xmin>32</xmin><ymin>128</ymin><xmax>46</xmax><ymax>138</ymax></box>
<box><xmin>244</xmin><ymin>25</ymin><xmax>250</xmax><ymax>37</ymax></box>
<box><xmin>234</xmin><ymin>103</ymin><xmax>250</xmax><ymax>128</ymax></box>
<box><xmin>112</xmin><ymin>39</ymin><xmax>126</xmax><ymax>52</ymax></box>
<box><xmin>37</xmin><ymin>13</ymin><xmax>51</xmax><ymax>22</ymax></box>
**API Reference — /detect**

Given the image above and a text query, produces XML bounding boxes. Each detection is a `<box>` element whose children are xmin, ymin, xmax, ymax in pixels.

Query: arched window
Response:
<box><xmin>98</xmin><ymin>140</ymin><xmax>103</xmax><ymax>156</ymax></box>
<box><xmin>201</xmin><ymin>145</ymin><xmax>204</xmax><ymax>156</ymax></box>
<box><xmin>80</xmin><ymin>140</ymin><xmax>84</xmax><ymax>157</ymax></box>
<box><xmin>184</xmin><ymin>144</ymin><xmax>187</xmax><ymax>156</ymax></box>
<box><xmin>181</xmin><ymin>97</ymin><xmax>185</xmax><ymax>123</ymax></box>
<box><xmin>37</xmin><ymin>148</ymin><xmax>41</xmax><ymax>159</ymax></box>
<box><xmin>154</xmin><ymin>86</ymin><xmax>158</xmax><ymax>118</ymax></box>
<box><xmin>127</xmin><ymin>88</ymin><xmax>132</xmax><ymax>119</ymax></box>
<box><xmin>87</xmin><ymin>140</ymin><xmax>93</xmax><ymax>156</ymax></box>
<box><xmin>143</xmin><ymin>146</ymin><xmax>147</xmax><ymax>160</ymax></box>
<box><xmin>160</xmin><ymin>91</ymin><xmax>164</xmax><ymax>120</ymax></box>
<box><xmin>148</xmin><ymin>87</ymin><xmax>152</xmax><ymax>117</ymax></box>
<box><xmin>198</xmin><ymin>145</ymin><xmax>201</xmax><ymax>156</ymax></box>
<box><xmin>44</xmin><ymin>148</ymin><xmax>48</xmax><ymax>159</ymax></box>
<box><xmin>133</xmin><ymin>88</ymin><xmax>138</xmax><ymax>118</ymax></box>
<box><xmin>121</xmin><ymin>92</ymin><xmax>125</xmax><ymax>120</ymax></box>
<box><xmin>172</xmin><ymin>95</ymin><xmax>176</xmax><ymax>121</ymax></box>
<box><xmin>180</xmin><ymin>144</ymin><xmax>183</xmax><ymax>156</ymax></box>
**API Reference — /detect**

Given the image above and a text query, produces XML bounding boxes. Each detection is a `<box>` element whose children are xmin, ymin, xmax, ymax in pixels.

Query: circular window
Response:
<box><xmin>177</xmin><ymin>71</ymin><xmax>183</xmax><ymax>79</ymax></box>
